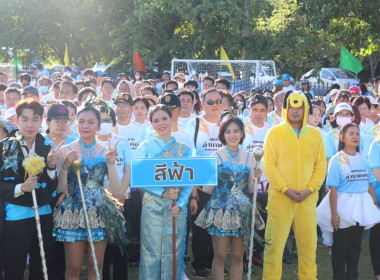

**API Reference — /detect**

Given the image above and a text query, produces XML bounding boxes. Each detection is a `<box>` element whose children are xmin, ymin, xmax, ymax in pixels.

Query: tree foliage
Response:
<box><xmin>0</xmin><ymin>0</ymin><xmax>379</xmax><ymax>80</ymax></box>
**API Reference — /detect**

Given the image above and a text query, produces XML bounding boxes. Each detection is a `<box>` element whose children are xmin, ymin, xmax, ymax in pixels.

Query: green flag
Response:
<box><xmin>13</xmin><ymin>51</ymin><xmax>19</xmax><ymax>71</ymax></box>
<box><xmin>340</xmin><ymin>46</ymin><xmax>363</xmax><ymax>75</ymax></box>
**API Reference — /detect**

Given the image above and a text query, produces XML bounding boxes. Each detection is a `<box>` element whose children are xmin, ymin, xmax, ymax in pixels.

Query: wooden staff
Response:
<box><xmin>247</xmin><ymin>146</ymin><xmax>264</xmax><ymax>279</ymax></box>
<box><xmin>72</xmin><ymin>159</ymin><xmax>100</xmax><ymax>280</ymax></box>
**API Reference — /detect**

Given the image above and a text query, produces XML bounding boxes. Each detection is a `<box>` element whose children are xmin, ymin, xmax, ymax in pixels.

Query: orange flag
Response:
<box><xmin>133</xmin><ymin>51</ymin><xmax>147</xmax><ymax>72</ymax></box>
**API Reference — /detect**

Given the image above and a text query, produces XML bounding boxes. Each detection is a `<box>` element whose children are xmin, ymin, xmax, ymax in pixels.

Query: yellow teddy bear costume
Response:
<box><xmin>262</xmin><ymin>91</ymin><xmax>327</xmax><ymax>279</ymax></box>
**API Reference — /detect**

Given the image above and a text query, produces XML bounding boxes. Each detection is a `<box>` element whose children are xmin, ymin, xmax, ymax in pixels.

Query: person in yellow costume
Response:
<box><xmin>262</xmin><ymin>91</ymin><xmax>327</xmax><ymax>279</ymax></box>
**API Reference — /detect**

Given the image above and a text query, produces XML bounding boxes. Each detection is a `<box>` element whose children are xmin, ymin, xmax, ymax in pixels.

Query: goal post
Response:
<box><xmin>171</xmin><ymin>59</ymin><xmax>277</xmax><ymax>93</ymax></box>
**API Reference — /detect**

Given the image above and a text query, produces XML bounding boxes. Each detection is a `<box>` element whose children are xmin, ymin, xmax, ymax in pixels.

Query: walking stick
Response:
<box><xmin>72</xmin><ymin>159</ymin><xmax>100</xmax><ymax>280</ymax></box>
<box><xmin>247</xmin><ymin>146</ymin><xmax>264</xmax><ymax>279</ymax></box>
<box><xmin>31</xmin><ymin>189</ymin><xmax>48</xmax><ymax>280</ymax></box>
<box><xmin>23</xmin><ymin>155</ymin><xmax>49</xmax><ymax>280</ymax></box>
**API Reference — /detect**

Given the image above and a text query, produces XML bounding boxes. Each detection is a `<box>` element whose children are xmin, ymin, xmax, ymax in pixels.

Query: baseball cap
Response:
<box><xmin>22</xmin><ymin>86</ymin><xmax>39</xmax><ymax>97</ymax></box>
<box><xmin>42</xmin><ymin>94</ymin><xmax>58</xmax><ymax>104</ymax></box>
<box><xmin>114</xmin><ymin>93</ymin><xmax>133</xmax><ymax>105</ymax></box>
<box><xmin>117</xmin><ymin>73</ymin><xmax>128</xmax><ymax>81</ymax></box>
<box><xmin>174</xmin><ymin>73</ymin><xmax>186</xmax><ymax>81</ymax></box>
<box><xmin>4</xmin><ymin>108</ymin><xmax>16</xmax><ymax>119</ymax></box>
<box><xmin>160</xmin><ymin>93</ymin><xmax>181</xmax><ymax>109</ymax></box>
<box><xmin>274</xmin><ymin>80</ymin><xmax>283</xmax><ymax>87</ymax></box>
<box><xmin>348</xmin><ymin>86</ymin><xmax>360</xmax><ymax>95</ymax></box>
<box><xmin>329</xmin><ymin>89</ymin><xmax>340</xmax><ymax>97</ymax></box>
<box><xmin>47</xmin><ymin>103</ymin><xmax>70</xmax><ymax>119</ymax></box>
<box><xmin>51</xmin><ymin>72</ymin><xmax>62</xmax><ymax>80</ymax></box>
<box><xmin>334</xmin><ymin>103</ymin><xmax>353</xmax><ymax>115</ymax></box>
<box><xmin>93</xmin><ymin>70</ymin><xmax>103</xmax><ymax>77</ymax></box>
<box><xmin>282</xmin><ymin>73</ymin><xmax>291</xmax><ymax>80</ymax></box>
<box><xmin>300</xmin><ymin>79</ymin><xmax>309</xmax><ymax>84</ymax></box>
<box><xmin>63</xmin><ymin>66</ymin><xmax>72</xmax><ymax>72</ymax></box>
<box><xmin>8</xmin><ymin>82</ymin><xmax>21</xmax><ymax>89</ymax></box>
<box><xmin>325</xmin><ymin>105</ymin><xmax>336</xmax><ymax>116</ymax></box>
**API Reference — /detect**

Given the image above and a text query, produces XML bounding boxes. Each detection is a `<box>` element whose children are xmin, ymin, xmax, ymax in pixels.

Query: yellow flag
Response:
<box><xmin>64</xmin><ymin>43</ymin><xmax>69</xmax><ymax>66</ymax></box>
<box><xmin>220</xmin><ymin>45</ymin><xmax>236</xmax><ymax>81</ymax></box>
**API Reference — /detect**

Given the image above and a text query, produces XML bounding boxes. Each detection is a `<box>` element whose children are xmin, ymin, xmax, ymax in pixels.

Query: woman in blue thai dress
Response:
<box><xmin>135</xmin><ymin>104</ymin><xmax>193</xmax><ymax>280</ymax></box>
<box><xmin>195</xmin><ymin>113</ymin><xmax>263</xmax><ymax>280</ymax></box>
<box><xmin>54</xmin><ymin>106</ymin><xmax>127</xmax><ymax>279</ymax></box>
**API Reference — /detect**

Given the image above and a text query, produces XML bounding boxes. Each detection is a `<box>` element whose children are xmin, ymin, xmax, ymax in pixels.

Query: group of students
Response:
<box><xmin>0</xmin><ymin>68</ymin><xmax>379</xmax><ymax>280</ymax></box>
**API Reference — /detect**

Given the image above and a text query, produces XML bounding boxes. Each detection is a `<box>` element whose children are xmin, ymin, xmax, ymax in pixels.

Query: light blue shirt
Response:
<box><xmin>135</xmin><ymin>136</ymin><xmax>194</xmax><ymax>208</ymax></box>
<box><xmin>368</xmin><ymin>140</ymin><xmax>380</xmax><ymax>202</ymax></box>
<box><xmin>362</xmin><ymin>125</ymin><xmax>380</xmax><ymax>158</ymax></box>
<box><xmin>327</xmin><ymin>151</ymin><xmax>373</xmax><ymax>193</ymax></box>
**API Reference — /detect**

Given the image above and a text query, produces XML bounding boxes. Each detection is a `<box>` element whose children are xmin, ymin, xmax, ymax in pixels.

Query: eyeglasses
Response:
<box><xmin>206</xmin><ymin>99</ymin><xmax>222</xmax><ymax>106</ymax></box>
<box><xmin>337</xmin><ymin>112</ymin><xmax>352</xmax><ymax>118</ymax></box>
<box><xmin>116</xmin><ymin>105</ymin><xmax>129</xmax><ymax>110</ymax></box>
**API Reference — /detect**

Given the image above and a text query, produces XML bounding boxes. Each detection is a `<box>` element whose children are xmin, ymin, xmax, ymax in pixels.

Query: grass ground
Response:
<box><xmin>124</xmin><ymin>235</ymin><xmax>375</xmax><ymax>279</ymax></box>
<box><xmin>24</xmin><ymin>234</ymin><xmax>375</xmax><ymax>279</ymax></box>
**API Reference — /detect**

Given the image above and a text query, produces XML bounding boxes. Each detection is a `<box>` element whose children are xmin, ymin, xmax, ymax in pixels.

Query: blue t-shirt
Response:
<box><xmin>327</xmin><ymin>151</ymin><xmax>373</xmax><ymax>193</ymax></box>
<box><xmin>368</xmin><ymin>140</ymin><xmax>380</xmax><ymax>202</ymax></box>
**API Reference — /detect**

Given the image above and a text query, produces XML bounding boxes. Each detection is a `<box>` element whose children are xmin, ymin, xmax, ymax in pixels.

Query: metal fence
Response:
<box><xmin>232</xmin><ymin>81</ymin><xmax>331</xmax><ymax>99</ymax></box>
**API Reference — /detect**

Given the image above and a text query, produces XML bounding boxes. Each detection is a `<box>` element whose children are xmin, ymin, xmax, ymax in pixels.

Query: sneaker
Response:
<box><xmin>243</xmin><ymin>261</ymin><xmax>256</xmax><ymax>273</ymax></box>
<box><xmin>224</xmin><ymin>268</ymin><xmax>230</xmax><ymax>276</ymax></box>
<box><xmin>193</xmin><ymin>268</ymin><xmax>210</xmax><ymax>278</ymax></box>
<box><xmin>252</xmin><ymin>256</ymin><xmax>264</xmax><ymax>268</ymax></box>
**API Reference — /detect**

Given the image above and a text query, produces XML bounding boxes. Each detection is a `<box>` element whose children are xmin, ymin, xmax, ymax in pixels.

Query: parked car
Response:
<box><xmin>301</xmin><ymin>68</ymin><xmax>359</xmax><ymax>87</ymax></box>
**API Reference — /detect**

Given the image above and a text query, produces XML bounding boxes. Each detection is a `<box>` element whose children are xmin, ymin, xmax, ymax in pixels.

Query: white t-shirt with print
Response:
<box><xmin>185</xmin><ymin>115</ymin><xmax>223</xmax><ymax>156</ymax></box>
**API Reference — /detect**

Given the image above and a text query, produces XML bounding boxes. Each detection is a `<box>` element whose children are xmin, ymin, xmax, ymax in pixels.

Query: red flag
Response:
<box><xmin>133</xmin><ymin>51</ymin><xmax>147</xmax><ymax>73</ymax></box>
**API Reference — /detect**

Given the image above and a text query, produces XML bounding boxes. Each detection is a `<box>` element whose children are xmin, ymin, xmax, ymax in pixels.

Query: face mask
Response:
<box><xmin>64</xmin><ymin>71</ymin><xmax>71</xmax><ymax>77</ymax></box>
<box><xmin>236</xmin><ymin>101</ymin><xmax>244</xmax><ymax>107</ymax></box>
<box><xmin>369</xmin><ymin>87</ymin><xmax>373</xmax><ymax>92</ymax></box>
<box><xmin>336</xmin><ymin>116</ymin><xmax>351</xmax><ymax>127</ymax></box>
<box><xmin>98</xmin><ymin>123</ymin><xmax>113</xmax><ymax>136</ymax></box>
<box><xmin>39</xmin><ymin>86</ymin><xmax>49</xmax><ymax>94</ymax></box>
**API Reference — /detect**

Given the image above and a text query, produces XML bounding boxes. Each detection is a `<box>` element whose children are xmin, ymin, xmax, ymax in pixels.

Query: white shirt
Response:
<box><xmin>185</xmin><ymin>115</ymin><xmax>223</xmax><ymax>156</ymax></box>
<box><xmin>120</xmin><ymin>120</ymin><xmax>151</xmax><ymax>156</ymax></box>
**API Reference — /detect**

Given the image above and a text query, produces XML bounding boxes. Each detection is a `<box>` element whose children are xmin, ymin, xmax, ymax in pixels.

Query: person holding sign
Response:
<box><xmin>195</xmin><ymin>112</ymin><xmax>262</xmax><ymax>280</ymax></box>
<box><xmin>135</xmin><ymin>104</ymin><xmax>194</xmax><ymax>280</ymax></box>
<box><xmin>317</xmin><ymin>123</ymin><xmax>380</xmax><ymax>280</ymax></box>
<box><xmin>54</xmin><ymin>106</ymin><xmax>127</xmax><ymax>279</ymax></box>
<box><xmin>0</xmin><ymin>99</ymin><xmax>60</xmax><ymax>279</ymax></box>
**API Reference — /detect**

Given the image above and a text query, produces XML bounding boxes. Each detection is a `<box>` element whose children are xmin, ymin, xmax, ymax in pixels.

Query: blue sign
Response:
<box><xmin>131</xmin><ymin>157</ymin><xmax>218</xmax><ymax>188</ymax></box>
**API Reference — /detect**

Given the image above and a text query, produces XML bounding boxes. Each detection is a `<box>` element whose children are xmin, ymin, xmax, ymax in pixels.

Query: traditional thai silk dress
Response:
<box><xmin>135</xmin><ymin>136</ymin><xmax>193</xmax><ymax>280</ymax></box>
<box><xmin>53</xmin><ymin>146</ymin><xmax>127</xmax><ymax>247</ymax></box>
<box><xmin>195</xmin><ymin>152</ymin><xmax>264</xmax><ymax>249</ymax></box>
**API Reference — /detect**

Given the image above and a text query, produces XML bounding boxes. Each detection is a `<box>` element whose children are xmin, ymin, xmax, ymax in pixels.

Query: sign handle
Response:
<box><xmin>172</xmin><ymin>199</ymin><xmax>176</xmax><ymax>280</ymax></box>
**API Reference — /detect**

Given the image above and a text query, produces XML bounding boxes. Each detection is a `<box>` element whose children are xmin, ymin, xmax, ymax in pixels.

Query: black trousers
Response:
<box><xmin>253</xmin><ymin>194</ymin><xmax>268</xmax><ymax>257</ymax></box>
<box><xmin>4</xmin><ymin>214</ymin><xmax>54</xmax><ymax>280</ymax></box>
<box><xmin>102</xmin><ymin>244</ymin><xmax>128</xmax><ymax>280</ymax></box>
<box><xmin>369</xmin><ymin>223</ymin><xmax>380</xmax><ymax>275</ymax></box>
<box><xmin>124</xmin><ymin>191</ymin><xmax>142</xmax><ymax>263</ymax></box>
<box><xmin>332</xmin><ymin>225</ymin><xmax>364</xmax><ymax>280</ymax></box>
<box><xmin>191</xmin><ymin>190</ymin><xmax>213</xmax><ymax>270</ymax></box>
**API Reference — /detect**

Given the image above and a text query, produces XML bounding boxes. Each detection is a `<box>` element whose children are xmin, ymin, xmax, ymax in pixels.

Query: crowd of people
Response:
<box><xmin>0</xmin><ymin>67</ymin><xmax>379</xmax><ymax>280</ymax></box>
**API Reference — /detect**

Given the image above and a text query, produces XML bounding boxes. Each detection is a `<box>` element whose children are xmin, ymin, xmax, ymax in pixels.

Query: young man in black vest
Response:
<box><xmin>0</xmin><ymin>99</ymin><xmax>63</xmax><ymax>279</ymax></box>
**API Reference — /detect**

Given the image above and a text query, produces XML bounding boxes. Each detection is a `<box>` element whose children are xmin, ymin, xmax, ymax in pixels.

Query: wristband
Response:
<box><xmin>190</xmin><ymin>195</ymin><xmax>199</xmax><ymax>201</ymax></box>
<box><xmin>47</xmin><ymin>165</ymin><xmax>56</xmax><ymax>171</ymax></box>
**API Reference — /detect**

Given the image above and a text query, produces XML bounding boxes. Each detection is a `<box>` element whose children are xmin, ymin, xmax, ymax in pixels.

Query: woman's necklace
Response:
<box><xmin>225</xmin><ymin>146</ymin><xmax>240</xmax><ymax>181</ymax></box>
<box><xmin>79</xmin><ymin>139</ymin><xmax>97</xmax><ymax>160</ymax></box>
